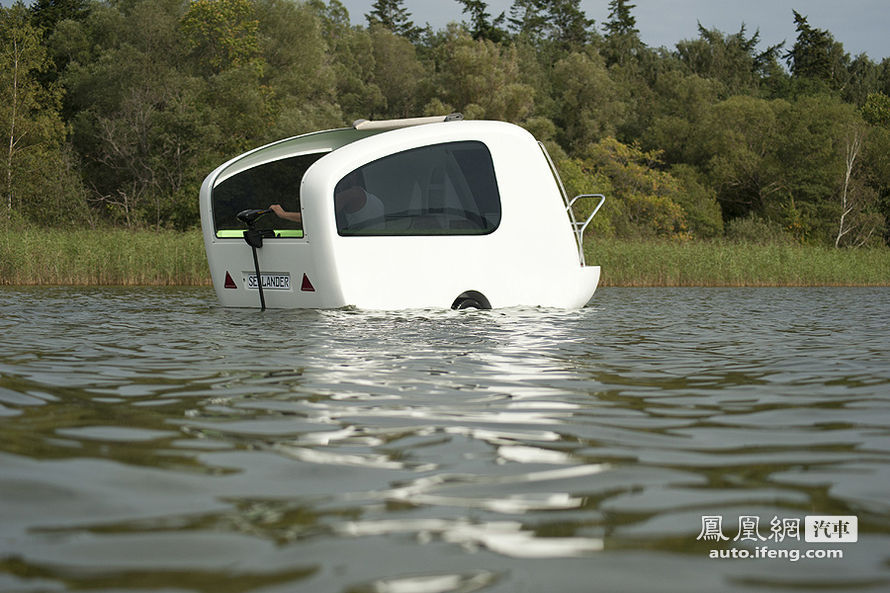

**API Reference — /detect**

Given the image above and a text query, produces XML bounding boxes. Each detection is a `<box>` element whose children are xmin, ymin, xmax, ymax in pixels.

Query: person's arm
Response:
<box><xmin>269</xmin><ymin>204</ymin><xmax>301</xmax><ymax>223</ymax></box>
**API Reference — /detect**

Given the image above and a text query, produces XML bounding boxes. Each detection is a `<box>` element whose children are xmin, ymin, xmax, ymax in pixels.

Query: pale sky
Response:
<box><xmin>341</xmin><ymin>0</ymin><xmax>890</xmax><ymax>61</ymax></box>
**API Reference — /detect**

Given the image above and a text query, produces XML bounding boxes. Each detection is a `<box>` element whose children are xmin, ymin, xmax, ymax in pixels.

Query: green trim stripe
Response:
<box><xmin>215</xmin><ymin>229</ymin><xmax>304</xmax><ymax>238</ymax></box>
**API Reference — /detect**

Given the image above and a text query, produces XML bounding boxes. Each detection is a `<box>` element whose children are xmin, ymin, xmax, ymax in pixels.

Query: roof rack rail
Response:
<box><xmin>352</xmin><ymin>113</ymin><xmax>463</xmax><ymax>131</ymax></box>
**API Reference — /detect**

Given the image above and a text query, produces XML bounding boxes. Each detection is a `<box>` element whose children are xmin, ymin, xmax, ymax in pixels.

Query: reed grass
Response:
<box><xmin>586</xmin><ymin>238</ymin><xmax>890</xmax><ymax>287</ymax></box>
<box><xmin>2</xmin><ymin>228</ymin><xmax>889</xmax><ymax>286</ymax></box>
<box><xmin>0</xmin><ymin>227</ymin><xmax>210</xmax><ymax>286</ymax></box>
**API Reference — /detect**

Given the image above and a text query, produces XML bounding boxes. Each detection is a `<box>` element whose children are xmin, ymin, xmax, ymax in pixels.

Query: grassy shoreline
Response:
<box><xmin>586</xmin><ymin>238</ymin><xmax>890</xmax><ymax>287</ymax></box>
<box><xmin>1</xmin><ymin>228</ymin><xmax>210</xmax><ymax>286</ymax></box>
<box><xmin>2</xmin><ymin>228</ymin><xmax>889</xmax><ymax>287</ymax></box>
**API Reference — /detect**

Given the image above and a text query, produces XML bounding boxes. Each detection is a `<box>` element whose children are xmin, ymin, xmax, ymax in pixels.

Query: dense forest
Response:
<box><xmin>3</xmin><ymin>0</ymin><xmax>890</xmax><ymax>248</ymax></box>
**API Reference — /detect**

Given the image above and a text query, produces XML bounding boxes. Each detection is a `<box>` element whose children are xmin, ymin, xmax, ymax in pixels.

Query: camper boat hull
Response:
<box><xmin>199</xmin><ymin>118</ymin><xmax>603</xmax><ymax>310</ymax></box>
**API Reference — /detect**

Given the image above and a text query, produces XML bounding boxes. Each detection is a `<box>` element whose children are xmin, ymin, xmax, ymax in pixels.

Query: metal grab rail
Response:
<box><xmin>566</xmin><ymin>194</ymin><xmax>605</xmax><ymax>267</ymax></box>
<box><xmin>538</xmin><ymin>141</ymin><xmax>606</xmax><ymax>267</ymax></box>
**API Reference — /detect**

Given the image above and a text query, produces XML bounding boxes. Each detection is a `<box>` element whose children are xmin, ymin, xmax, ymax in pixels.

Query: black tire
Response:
<box><xmin>451</xmin><ymin>291</ymin><xmax>491</xmax><ymax>310</ymax></box>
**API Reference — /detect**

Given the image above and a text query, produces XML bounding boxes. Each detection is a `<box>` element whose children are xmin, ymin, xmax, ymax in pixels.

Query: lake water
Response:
<box><xmin>1</xmin><ymin>287</ymin><xmax>888</xmax><ymax>593</ymax></box>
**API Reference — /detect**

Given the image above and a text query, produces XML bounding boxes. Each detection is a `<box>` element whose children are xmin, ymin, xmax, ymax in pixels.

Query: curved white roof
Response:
<box><xmin>212</xmin><ymin>114</ymin><xmax>466</xmax><ymax>188</ymax></box>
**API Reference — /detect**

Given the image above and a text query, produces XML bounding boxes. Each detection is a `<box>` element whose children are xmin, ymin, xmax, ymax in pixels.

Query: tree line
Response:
<box><xmin>3</xmin><ymin>0</ymin><xmax>890</xmax><ymax>247</ymax></box>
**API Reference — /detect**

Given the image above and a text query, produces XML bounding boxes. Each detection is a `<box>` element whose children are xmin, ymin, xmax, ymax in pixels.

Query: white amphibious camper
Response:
<box><xmin>199</xmin><ymin>115</ymin><xmax>604</xmax><ymax>310</ymax></box>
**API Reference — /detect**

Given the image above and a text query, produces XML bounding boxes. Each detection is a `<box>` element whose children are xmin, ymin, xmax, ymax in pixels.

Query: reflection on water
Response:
<box><xmin>1</xmin><ymin>287</ymin><xmax>889</xmax><ymax>592</ymax></box>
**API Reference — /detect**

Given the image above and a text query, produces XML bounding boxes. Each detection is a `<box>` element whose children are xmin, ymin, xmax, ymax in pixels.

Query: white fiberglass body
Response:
<box><xmin>199</xmin><ymin>117</ymin><xmax>603</xmax><ymax>310</ymax></box>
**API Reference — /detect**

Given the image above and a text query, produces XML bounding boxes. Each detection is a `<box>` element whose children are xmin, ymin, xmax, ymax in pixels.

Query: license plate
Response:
<box><xmin>244</xmin><ymin>273</ymin><xmax>291</xmax><ymax>290</ymax></box>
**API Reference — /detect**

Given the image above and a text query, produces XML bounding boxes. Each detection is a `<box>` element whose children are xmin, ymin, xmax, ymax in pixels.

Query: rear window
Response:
<box><xmin>335</xmin><ymin>141</ymin><xmax>501</xmax><ymax>236</ymax></box>
<box><xmin>212</xmin><ymin>152</ymin><xmax>326</xmax><ymax>238</ymax></box>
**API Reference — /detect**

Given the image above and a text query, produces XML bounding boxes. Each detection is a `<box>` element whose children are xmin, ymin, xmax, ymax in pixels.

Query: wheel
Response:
<box><xmin>451</xmin><ymin>291</ymin><xmax>491</xmax><ymax>310</ymax></box>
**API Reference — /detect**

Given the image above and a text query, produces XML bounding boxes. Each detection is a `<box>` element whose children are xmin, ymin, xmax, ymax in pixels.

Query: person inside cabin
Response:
<box><xmin>270</xmin><ymin>169</ymin><xmax>384</xmax><ymax>232</ymax></box>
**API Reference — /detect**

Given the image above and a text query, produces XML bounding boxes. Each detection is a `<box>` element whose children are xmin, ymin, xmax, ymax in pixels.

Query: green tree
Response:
<box><xmin>880</xmin><ymin>57</ymin><xmax>890</xmax><ymax>96</ymax></box>
<box><xmin>306</xmin><ymin>0</ymin><xmax>351</xmax><ymax>40</ymax></box>
<box><xmin>455</xmin><ymin>0</ymin><xmax>507</xmax><ymax>43</ymax></box>
<box><xmin>845</xmin><ymin>53</ymin><xmax>881</xmax><ymax>106</ymax></box>
<box><xmin>1</xmin><ymin>3</ymin><xmax>86</xmax><ymax>226</ymax></box>
<box><xmin>599</xmin><ymin>0</ymin><xmax>654</xmax><ymax>144</ymax></box>
<box><xmin>670</xmin><ymin>163</ymin><xmax>724</xmax><ymax>238</ymax></box>
<box><xmin>63</xmin><ymin>0</ymin><xmax>229</xmax><ymax>229</ymax></box>
<box><xmin>431</xmin><ymin>28</ymin><xmax>534</xmax><ymax>121</ymax></box>
<box><xmin>602</xmin><ymin>0</ymin><xmax>642</xmax><ymax>67</ymax></box>
<box><xmin>543</xmin><ymin>0</ymin><xmax>594</xmax><ymax>50</ymax></box>
<box><xmin>550</xmin><ymin>50</ymin><xmax>623</xmax><ymax>151</ymax></box>
<box><xmin>862</xmin><ymin>92</ymin><xmax>890</xmax><ymax>127</ymax></box>
<box><xmin>602</xmin><ymin>0</ymin><xmax>636</xmax><ymax>38</ymax></box>
<box><xmin>30</xmin><ymin>0</ymin><xmax>90</xmax><ymax>32</ymax></box>
<box><xmin>676</xmin><ymin>24</ymin><xmax>783</xmax><ymax>97</ymax></box>
<box><xmin>366</xmin><ymin>0</ymin><xmax>420</xmax><ymax>42</ymax></box>
<box><xmin>368</xmin><ymin>25</ymin><xmax>425</xmax><ymax>118</ymax></box>
<box><xmin>573</xmin><ymin>137</ymin><xmax>690</xmax><ymax>239</ymax></box>
<box><xmin>507</xmin><ymin>0</ymin><xmax>547</xmax><ymax>43</ymax></box>
<box><xmin>256</xmin><ymin>0</ymin><xmax>341</xmax><ymax>136</ymax></box>
<box><xmin>5</xmin><ymin>0</ymin><xmax>887</xmax><ymax>242</ymax></box>
<box><xmin>642</xmin><ymin>71</ymin><xmax>721</xmax><ymax>164</ymax></box>
<box><xmin>699</xmin><ymin>93</ymin><xmax>882</xmax><ymax>245</ymax></box>
<box><xmin>778</xmin><ymin>95</ymin><xmax>865</xmax><ymax>242</ymax></box>
<box><xmin>860</xmin><ymin>94</ymin><xmax>890</xmax><ymax>244</ymax></box>
<box><xmin>323</xmin><ymin>25</ymin><xmax>385</xmax><ymax>121</ymax></box>
<box><xmin>179</xmin><ymin>0</ymin><xmax>272</xmax><ymax>153</ymax></box>
<box><xmin>305</xmin><ymin>1</ymin><xmax>383</xmax><ymax>121</ymax></box>
<box><xmin>785</xmin><ymin>10</ymin><xmax>850</xmax><ymax>93</ymax></box>
<box><xmin>29</xmin><ymin>0</ymin><xmax>91</xmax><ymax>91</ymax></box>
<box><xmin>181</xmin><ymin>0</ymin><xmax>261</xmax><ymax>75</ymax></box>
<box><xmin>508</xmin><ymin>0</ymin><xmax>594</xmax><ymax>52</ymax></box>
<box><xmin>695</xmin><ymin>95</ymin><xmax>788</xmax><ymax>223</ymax></box>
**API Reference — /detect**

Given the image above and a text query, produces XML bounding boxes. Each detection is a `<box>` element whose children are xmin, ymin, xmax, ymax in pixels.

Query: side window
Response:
<box><xmin>212</xmin><ymin>153</ymin><xmax>325</xmax><ymax>238</ymax></box>
<box><xmin>336</xmin><ymin>141</ymin><xmax>501</xmax><ymax>236</ymax></box>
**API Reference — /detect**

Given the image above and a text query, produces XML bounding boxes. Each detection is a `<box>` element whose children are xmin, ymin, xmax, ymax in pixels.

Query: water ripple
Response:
<box><xmin>1</xmin><ymin>287</ymin><xmax>889</xmax><ymax>592</ymax></box>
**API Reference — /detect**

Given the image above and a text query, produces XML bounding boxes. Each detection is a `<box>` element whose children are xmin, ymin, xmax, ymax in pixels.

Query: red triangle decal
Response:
<box><xmin>224</xmin><ymin>271</ymin><xmax>237</xmax><ymax>289</ymax></box>
<box><xmin>301</xmin><ymin>273</ymin><xmax>315</xmax><ymax>292</ymax></box>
